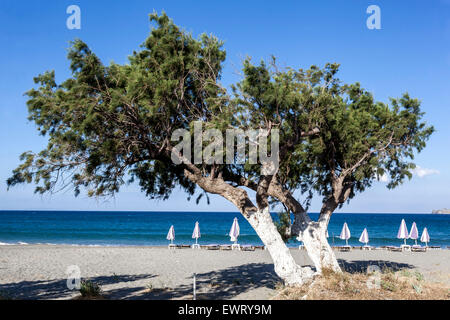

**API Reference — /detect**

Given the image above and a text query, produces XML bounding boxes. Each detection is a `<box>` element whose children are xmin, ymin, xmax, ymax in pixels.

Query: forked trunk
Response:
<box><xmin>245</xmin><ymin>207</ymin><xmax>314</xmax><ymax>286</ymax></box>
<box><xmin>298</xmin><ymin>221</ymin><xmax>341</xmax><ymax>273</ymax></box>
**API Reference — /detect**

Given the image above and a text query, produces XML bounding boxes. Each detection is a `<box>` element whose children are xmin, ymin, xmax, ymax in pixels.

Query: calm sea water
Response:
<box><xmin>0</xmin><ymin>211</ymin><xmax>448</xmax><ymax>247</ymax></box>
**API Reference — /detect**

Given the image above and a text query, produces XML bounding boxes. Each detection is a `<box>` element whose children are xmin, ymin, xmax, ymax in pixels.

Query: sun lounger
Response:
<box><xmin>428</xmin><ymin>246</ymin><xmax>441</xmax><ymax>250</ymax></box>
<box><xmin>231</xmin><ymin>243</ymin><xmax>241</xmax><ymax>250</ymax></box>
<box><xmin>219</xmin><ymin>244</ymin><xmax>232</xmax><ymax>250</ymax></box>
<box><xmin>411</xmin><ymin>245</ymin><xmax>427</xmax><ymax>252</ymax></box>
<box><xmin>168</xmin><ymin>243</ymin><xmax>177</xmax><ymax>250</ymax></box>
<box><xmin>362</xmin><ymin>245</ymin><xmax>374</xmax><ymax>250</ymax></box>
<box><xmin>204</xmin><ymin>244</ymin><xmax>220</xmax><ymax>250</ymax></box>
<box><xmin>338</xmin><ymin>245</ymin><xmax>352</xmax><ymax>252</ymax></box>
<box><xmin>241</xmin><ymin>245</ymin><xmax>255</xmax><ymax>251</ymax></box>
<box><xmin>254</xmin><ymin>245</ymin><xmax>265</xmax><ymax>250</ymax></box>
<box><xmin>401</xmin><ymin>244</ymin><xmax>411</xmax><ymax>251</ymax></box>
<box><xmin>177</xmin><ymin>244</ymin><xmax>190</xmax><ymax>249</ymax></box>
<box><xmin>387</xmin><ymin>246</ymin><xmax>402</xmax><ymax>252</ymax></box>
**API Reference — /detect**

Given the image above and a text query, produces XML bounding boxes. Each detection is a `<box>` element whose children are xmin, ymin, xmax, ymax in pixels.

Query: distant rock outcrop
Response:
<box><xmin>431</xmin><ymin>208</ymin><xmax>450</xmax><ymax>214</ymax></box>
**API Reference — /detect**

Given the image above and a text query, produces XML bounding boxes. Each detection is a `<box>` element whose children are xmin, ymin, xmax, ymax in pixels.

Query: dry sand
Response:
<box><xmin>0</xmin><ymin>245</ymin><xmax>449</xmax><ymax>300</ymax></box>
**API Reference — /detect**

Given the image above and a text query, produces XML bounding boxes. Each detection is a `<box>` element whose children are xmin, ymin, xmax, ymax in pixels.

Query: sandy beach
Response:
<box><xmin>0</xmin><ymin>245</ymin><xmax>449</xmax><ymax>300</ymax></box>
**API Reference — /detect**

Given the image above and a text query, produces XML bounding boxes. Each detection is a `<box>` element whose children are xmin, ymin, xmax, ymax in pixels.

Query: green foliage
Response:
<box><xmin>7</xmin><ymin>12</ymin><xmax>226</xmax><ymax>200</ymax></box>
<box><xmin>234</xmin><ymin>59</ymin><xmax>434</xmax><ymax>209</ymax></box>
<box><xmin>79</xmin><ymin>280</ymin><xmax>102</xmax><ymax>298</ymax></box>
<box><xmin>274</xmin><ymin>211</ymin><xmax>293</xmax><ymax>242</ymax></box>
<box><xmin>7</xmin><ymin>13</ymin><xmax>433</xmax><ymax>221</ymax></box>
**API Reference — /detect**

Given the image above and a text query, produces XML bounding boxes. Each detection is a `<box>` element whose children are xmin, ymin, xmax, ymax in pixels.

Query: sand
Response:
<box><xmin>0</xmin><ymin>245</ymin><xmax>449</xmax><ymax>300</ymax></box>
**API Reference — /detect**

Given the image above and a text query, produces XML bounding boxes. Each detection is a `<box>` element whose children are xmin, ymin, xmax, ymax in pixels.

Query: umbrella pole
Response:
<box><xmin>404</xmin><ymin>238</ymin><xmax>406</xmax><ymax>246</ymax></box>
<box><xmin>193</xmin><ymin>273</ymin><xmax>196</xmax><ymax>300</ymax></box>
<box><xmin>346</xmin><ymin>239</ymin><xmax>348</xmax><ymax>246</ymax></box>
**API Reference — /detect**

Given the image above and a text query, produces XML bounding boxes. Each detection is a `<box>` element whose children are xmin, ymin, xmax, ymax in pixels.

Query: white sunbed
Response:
<box><xmin>411</xmin><ymin>245</ymin><xmax>427</xmax><ymax>252</ymax></box>
<box><xmin>338</xmin><ymin>245</ymin><xmax>352</xmax><ymax>252</ymax></box>
<box><xmin>231</xmin><ymin>243</ymin><xmax>241</xmax><ymax>250</ymax></box>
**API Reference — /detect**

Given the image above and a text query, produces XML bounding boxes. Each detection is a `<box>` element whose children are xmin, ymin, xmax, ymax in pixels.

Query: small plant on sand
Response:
<box><xmin>145</xmin><ymin>282</ymin><xmax>169</xmax><ymax>293</ymax></box>
<box><xmin>414</xmin><ymin>272</ymin><xmax>424</xmax><ymax>282</ymax></box>
<box><xmin>79</xmin><ymin>280</ymin><xmax>102</xmax><ymax>298</ymax></box>
<box><xmin>274</xmin><ymin>281</ymin><xmax>286</xmax><ymax>291</ymax></box>
<box><xmin>380</xmin><ymin>280</ymin><xmax>397</xmax><ymax>292</ymax></box>
<box><xmin>112</xmin><ymin>273</ymin><xmax>120</xmax><ymax>282</ymax></box>
<box><xmin>412</xmin><ymin>284</ymin><xmax>422</xmax><ymax>294</ymax></box>
<box><xmin>208</xmin><ymin>281</ymin><xmax>221</xmax><ymax>288</ymax></box>
<box><xmin>399</xmin><ymin>269</ymin><xmax>412</xmax><ymax>277</ymax></box>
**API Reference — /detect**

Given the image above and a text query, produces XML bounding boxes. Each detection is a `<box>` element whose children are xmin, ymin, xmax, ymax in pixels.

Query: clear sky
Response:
<box><xmin>0</xmin><ymin>0</ymin><xmax>449</xmax><ymax>213</ymax></box>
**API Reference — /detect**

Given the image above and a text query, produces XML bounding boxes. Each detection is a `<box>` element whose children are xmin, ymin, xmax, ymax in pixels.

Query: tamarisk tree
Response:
<box><xmin>8</xmin><ymin>13</ymin><xmax>433</xmax><ymax>285</ymax></box>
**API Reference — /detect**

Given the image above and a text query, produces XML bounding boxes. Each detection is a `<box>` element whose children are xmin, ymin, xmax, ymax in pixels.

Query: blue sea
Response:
<box><xmin>0</xmin><ymin>211</ymin><xmax>448</xmax><ymax>247</ymax></box>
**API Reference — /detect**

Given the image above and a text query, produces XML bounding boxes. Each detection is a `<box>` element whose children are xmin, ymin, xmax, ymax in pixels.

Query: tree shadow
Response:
<box><xmin>2</xmin><ymin>260</ymin><xmax>417</xmax><ymax>300</ymax></box>
<box><xmin>338</xmin><ymin>259</ymin><xmax>416</xmax><ymax>273</ymax></box>
<box><xmin>1</xmin><ymin>263</ymin><xmax>279</xmax><ymax>300</ymax></box>
<box><xmin>0</xmin><ymin>273</ymin><xmax>155</xmax><ymax>300</ymax></box>
<box><xmin>118</xmin><ymin>262</ymin><xmax>280</xmax><ymax>300</ymax></box>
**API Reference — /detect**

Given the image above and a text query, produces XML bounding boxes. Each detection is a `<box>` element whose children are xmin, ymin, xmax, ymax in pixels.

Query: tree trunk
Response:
<box><xmin>297</xmin><ymin>221</ymin><xmax>341</xmax><ymax>273</ymax></box>
<box><xmin>245</xmin><ymin>207</ymin><xmax>315</xmax><ymax>286</ymax></box>
<box><xmin>182</xmin><ymin>170</ymin><xmax>315</xmax><ymax>286</ymax></box>
<box><xmin>265</xmin><ymin>177</ymin><xmax>340</xmax><ymax>274</ymax></box>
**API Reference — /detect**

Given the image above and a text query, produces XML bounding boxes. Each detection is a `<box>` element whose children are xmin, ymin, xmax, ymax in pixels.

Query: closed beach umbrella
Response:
<box><xmin>326</xmin><ymin>230</ymin><xmax>329</xmax><ymax>238</ymax></box>
<box><xmin>339</xmin><ymin>222</ymin><xmax>351</xmax><ymax>246</ymax></box>
<box><xmin>192</xmin><ymin>221</ymin><xmax>201</xmax><ymax>244</ymax></box>
<box><xmin>166</xmin><ymin>225</ymin><xmax>175</xmax><ymax>244</ymax></box>
<box><xmin>409</xmin><ymin>222</ymin><xmax>419</xmax><ymax>245</ymax></box>
<box><xmin>359</xmin><ymin>228</ymin><xmax>369</xmax><ymax>246</ymax></box>
<box><xmin>420</xmin><ymin>227</ymin><xmax>430</xmax><ymax>247</ymax></box>
<box><xmin>229</xmin><ymin>217</ymin><xmax>240</xmax><ymax>244</ymax></box>
<box><xmin>397</xmin><ymin>219</ymin><xmax>409</xmax><ymax>245</ymax></box>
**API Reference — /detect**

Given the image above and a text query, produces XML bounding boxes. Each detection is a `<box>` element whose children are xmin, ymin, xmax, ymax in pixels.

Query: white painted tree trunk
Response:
<box><xmin>298</xmin><ymin>221</ymin><xmax>341</xmax><ymax>273</ymax></box>
<box><xmin>245</xmin><ymin>207</ymin><xmax>314</xmax><ymax>286</ymax></box>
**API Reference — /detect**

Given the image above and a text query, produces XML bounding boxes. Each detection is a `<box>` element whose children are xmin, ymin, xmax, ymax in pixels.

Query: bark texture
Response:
<box><xmin>246</xmin><ymin>207</ymin><xmax>314</xmax><ymax>285</ymax></box>
<box><xmin>297</xmin><ymin>221</ymin><xmax>341</xmax><ymax>273</ymax></box>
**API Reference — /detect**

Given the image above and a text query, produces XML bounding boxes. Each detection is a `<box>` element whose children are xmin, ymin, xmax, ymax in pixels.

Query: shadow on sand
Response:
<box><xmin>338</xmin><ymin>260</ymin><xmax>415</xmax><ymax>273</ymax></box>
<box><xmin>1</xmin><ymin>260</ymin><xmax>416</xmax><ymax>300</ymax></box>
<box><xmin>0</xmin><ymin>274</ymin><xmax>155</xmax><ymax>300</ymax></box>
<box><xmin>140</xmin><ymin>262</ymin><xmax>280</xmax><ymax>300</ymax></box>
<box><xmin>0</xmin><ymin>263</ymin><xmax>279</xmax><ymax>300</ymax></box>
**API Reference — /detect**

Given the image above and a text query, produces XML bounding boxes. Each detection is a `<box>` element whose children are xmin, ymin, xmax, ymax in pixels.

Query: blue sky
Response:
<box><xmin>0</xmin><ymin>0</ymin><xmax>449</xmax><ymax>213</ymax></box>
